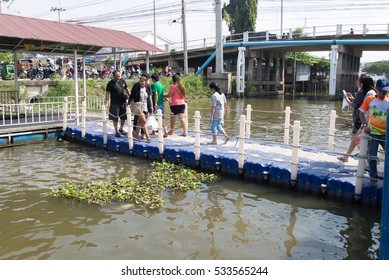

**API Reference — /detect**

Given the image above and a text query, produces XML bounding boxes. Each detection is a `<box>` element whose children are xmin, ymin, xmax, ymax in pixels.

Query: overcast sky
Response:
<box><xmin>2</xmin><ymin>0</ymin><xmax>389</xmax><ymax>62</ymax></box>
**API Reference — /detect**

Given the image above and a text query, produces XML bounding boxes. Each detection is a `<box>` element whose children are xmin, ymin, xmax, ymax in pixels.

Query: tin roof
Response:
<box><xmin>0</xmin><ymin>13</ymin><xmax>162</xmax><ymax>55</ymax></box>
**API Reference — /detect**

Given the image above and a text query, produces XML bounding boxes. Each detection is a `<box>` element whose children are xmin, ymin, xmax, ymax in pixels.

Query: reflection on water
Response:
<box><xmin>0</xmin><ymin>96</ymin><xmax>380</xmax><ymax>260</ymax></box>
<box><xmin>189</xmin><ymin>94</ymin><xmax>352</xmax><ymax>149</ymax></box>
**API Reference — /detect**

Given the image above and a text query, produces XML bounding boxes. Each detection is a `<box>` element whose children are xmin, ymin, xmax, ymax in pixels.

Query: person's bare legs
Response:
<box><xmin>168</xmin><ymin>115</ymin><xmax>176</xmax><ymax>135</ymax></box>
<box><xmin>139</xmin><ymin>115</ymin><xmax>150</xmax><ymax>141</ymax></box>
<box><xmin>119</xmin><ymin>119</ymin><xmax>126</xmax><ymax>133</ymax></box>
<box><xmin>113</xmin><ymin>120</ymin><xmax>119</xmax><ymax>134</ymax></box>
<box><xmin>339</xmin><ymin>132</ymin><xmax>359</xmax><ymax>162</ymax></box>
<box><xmin>179</xmin><ymin>113</ymin><xmax>187</xmax><ymax>136</ymax></box>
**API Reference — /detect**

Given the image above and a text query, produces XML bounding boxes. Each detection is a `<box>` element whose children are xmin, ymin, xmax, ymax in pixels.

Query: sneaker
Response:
<box><xmin>224</xmin><ymin>137</ymin><xmax>230</xmax><ymax>144</ymax></box>
<box><xmin>115</xmin><ymin>132</ymin><xmax>121</xmax><ymax>137</ymax></box>
<box><xmin>119</xmin><ymin>129</ymin><xmax>127</xmax><ymax>135</ymax></box>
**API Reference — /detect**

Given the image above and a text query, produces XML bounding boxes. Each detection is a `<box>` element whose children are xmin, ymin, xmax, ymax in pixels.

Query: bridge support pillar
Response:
<box><xmin>208</xmin><ymin>72</ymin><xmax>232</xmax><ymax>95</ymax></box>
<box><xmin>336</xmin><ymin>45</ymin><xmax>362</xmax><ymax>94</ymax></box>
<box><xmin>246</xmin><ymin>50</ymin><xmax>285</xmax><ymax>97</ymax></box>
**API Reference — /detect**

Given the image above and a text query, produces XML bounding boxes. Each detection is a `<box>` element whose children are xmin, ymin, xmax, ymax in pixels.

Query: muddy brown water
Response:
<box><xmin>0</xmin><ymin>94</ymin><xmax>381</xmax><ymax>259</ymax></box>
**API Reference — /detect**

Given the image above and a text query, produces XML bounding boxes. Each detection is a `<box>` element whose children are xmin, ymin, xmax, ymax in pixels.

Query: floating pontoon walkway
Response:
<box><xmin>64</xmin><ymin>120</ymin><xmax>384</xmax><ymax>208</ymax></box>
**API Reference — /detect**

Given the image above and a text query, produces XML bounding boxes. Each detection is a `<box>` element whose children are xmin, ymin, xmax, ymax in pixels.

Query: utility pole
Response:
<box><xmin>153</xmin><ymin>0</ymin><xmax>157</xmax><ymax>47</ymax></box>
<box><xmin>51</xmin><ymin>0</ymin><xmax>65</xmax><ymax>21</ymax></box>
<box><xmin>215</xmin><ymin>0</ymin><xmax>223</xmax><ymax>74</ymax></box>
<box><xmin>182</xmin><ymin>0</ymin><xmax>188</xmax><ymax>75</ymax></box>
<box><xmin>280</xmin><ymin>0</ymin><xmax>283</xmax><ymax>36</ymax></box>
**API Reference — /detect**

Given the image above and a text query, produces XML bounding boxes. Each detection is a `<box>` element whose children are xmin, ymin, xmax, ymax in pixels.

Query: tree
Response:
<box><xmin>223</xmin><ymin>0</ymin><xmax>258</xmax><ymax>34</ymax></box>
<box><xmin>286</xmin><ymin>52</ymin><xmax>330</xmax><ymax>75</ymax></box>
<box><xmin>292</xmin><ymin>27</ymin><xmax>307</xmax><ymax>38</ymax></box>
<box><xmin>0</xmin><ymin>52</ymin><xmax>14</xmax><ymax>63</ymax></box>
<box><xmin>362</xmin><ymin>61</ymin><xmax>389</xmax><ymax>76</ymax></box>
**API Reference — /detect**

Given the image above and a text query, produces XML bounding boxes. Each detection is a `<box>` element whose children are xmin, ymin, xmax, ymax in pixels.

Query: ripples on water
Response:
<box><xmin>0</xmin><ymin>137</ymin><xmax>380</xmax><ymax>260</ymax></box>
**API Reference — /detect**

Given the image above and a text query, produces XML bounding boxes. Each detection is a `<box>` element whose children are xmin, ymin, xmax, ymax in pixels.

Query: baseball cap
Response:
<box><xmin>376</xmin><ymin>78</ymin><xmax>389</xmax><ymax>91</ymax></box>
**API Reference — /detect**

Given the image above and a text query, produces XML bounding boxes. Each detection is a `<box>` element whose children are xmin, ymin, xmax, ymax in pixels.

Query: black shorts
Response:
<box><xmin>170</xmin><ymin>104</ymin><xmax>186</xmax><ymax>115</ymax></box>
<box><xmin>352</xmin><ymin>119</ymin><xmax>361</xmax><ymax>134</ymax></box>
<box><xmin>109</xmin><ymin>103</ymin><xmax>127</xmax><ymax>121</ymax></box>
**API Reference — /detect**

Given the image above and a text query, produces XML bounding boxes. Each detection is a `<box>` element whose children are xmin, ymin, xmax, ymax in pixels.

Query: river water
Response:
<box><xmin>0</xmin><ymin>94</ymin><xmax>382</xmax><ymax>260</ymax></box>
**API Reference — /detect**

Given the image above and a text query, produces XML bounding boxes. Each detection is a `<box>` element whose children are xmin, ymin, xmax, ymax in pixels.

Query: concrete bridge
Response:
<box><xmin>127</xmin><ymin>24</ymin><xmax>389</xmax><ymax>97</ymax></box>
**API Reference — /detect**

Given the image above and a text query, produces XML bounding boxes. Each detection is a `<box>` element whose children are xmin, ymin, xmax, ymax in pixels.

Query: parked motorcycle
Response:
<box><xmin>28</xmin><ymin>66</ymin><xmax>55</xmax><ymax>80</ymax></box>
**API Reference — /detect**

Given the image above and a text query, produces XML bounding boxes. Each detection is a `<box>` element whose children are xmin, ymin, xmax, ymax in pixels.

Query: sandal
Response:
<box><xmin>337</xmin><ymin>156</ymin><xmax>349</xmax><ymax>163</ymax></box>
<box><xmin>180</xmin><ymin>133</ymin><xmax>187</xmax><ymax>137</ymax></box>
<box><xmin>167</xmin><ymin>130</ymin><xmax>174</xmax><ymax>135</ymax></box>
<box><xmin>119</xmin><ymin>129</ymin><xmax>127</xmax><ymax>135</ymax></box>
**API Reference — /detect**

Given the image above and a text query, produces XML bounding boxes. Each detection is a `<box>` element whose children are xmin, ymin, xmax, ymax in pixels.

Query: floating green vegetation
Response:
<box><xmin>49</xmin><ymin>161</ymin><xmax>219</xmax><ymax>209</ymax></box>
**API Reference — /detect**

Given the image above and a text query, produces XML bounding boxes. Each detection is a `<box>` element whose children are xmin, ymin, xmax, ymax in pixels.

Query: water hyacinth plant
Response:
<box><xmin>49</xmin><ymin>161</ymin><xmax>219</xmax><ymax>209</ymax></box>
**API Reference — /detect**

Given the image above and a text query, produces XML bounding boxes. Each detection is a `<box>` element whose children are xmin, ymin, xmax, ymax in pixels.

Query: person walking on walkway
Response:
<box><xmin>359</xmin><ymin>78</ymin><xmax>389</xmax><ymax>185</ymax></box>
<box><xmin>208</xmin><ymin>82</ymin><xmax>230</xmax><ymax>145</ymax></box>
<box><xmin>129</xmin><ymin>74</ymin><xmax>152</xmax><ymax>141</ymax></box>
<box><xmin>165</xmin><ymin>74</ymin><xmax>187</xmax><ymax>137</ymax></box>
<box><xmin>131</xmin><ymin>72</ymin><xmax>152</xmax><ymax>138</ymax></box>
<box><xmin>338</xmin><ymin>75</ymin><xmax>375</xmax><ymax>162</ymax></box>
<box><xmin>105</xmin><ymin>70</ymin><xmax>130</xmax><ymax>137</ymax></box>
<box><xmin>151</xmin><ymin>73</ymin><xmax>168</xmax><ymax>137</ymax></box>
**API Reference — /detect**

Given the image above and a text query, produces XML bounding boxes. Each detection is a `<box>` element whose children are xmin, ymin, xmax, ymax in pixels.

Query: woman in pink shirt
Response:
<box><xmin>165</xmin><ymin>74</ymin><xmax>187</xmax><ymax>136</ymax></box>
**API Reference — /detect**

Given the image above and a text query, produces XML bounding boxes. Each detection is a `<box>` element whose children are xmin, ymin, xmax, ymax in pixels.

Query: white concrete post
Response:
<box><xmin>62</xmin><ymin>97</ymin><xmax>68</xmax><ymax>131</ymax></box>
<box><xmin>236</xmin><ymin>47</ymin><xmax>246</xmax><ymax>95</ymax></box>
<box><xmin>291</xmin><ymin>120</ymin><xmax>301</xmax><ymax>184</ymax></box>
<box><xmin>126</xmin><ymin>105</ymin><xmax>133</xmax><ymax>152</ymax></box>
<box><xmin>82</xmin><ymin>57</ymin><xmax>86</xmax><ymax>100</ymax></box>
<box><xmin>156</xmin><ymin>109</ymin><xmax>164</xmax><ymax>156</ymax></box>
<box><xmin>313</xmin><ymin>26</ymin><xmax>316</xmax><ymax>38</ymax></box>
<box><xmin>102</xmin><ymin>105</ymin><xmax>107</xmax><ymax>147</ymax></box>
<box><xmin>81</xmin><ymin>100</ymin><xmax>86</xmax><ymax>139</ymax></box>
<box><xmin>245</xmin><ymin>104</ymin><xmax>252</xmax><ymax>139</ymax></box>
<box><xmin>73</xmin><ymin>49</ymin><xmax>79</xmax><ymax>125</ymax></box>
<box><xmin>355</xmin><ymin>131</ymin><xmax>369</xmax><ymax>196</ymax></box>
<box><xmin>328</xmin><ymin>110</ymin><xmax>337</xmax><ymax>151</ymax></box>
<box><xmin>215</xmin><ymin>0</ymin><xmax>223</xmax><ymax>74</ymax></box>
<box><xmin>284</xmin><ymin>106</ymin><xmax>291</xmax><ymax>144</ymax></box>
<box><xmin>238</xmin><ymin>115</ymin><xmax>246</xmax><ymax>170</ymax></box>
<box><xmin>329</xmin><ymin>44</ymin><xmax>338</xmax><ymax>97</ymax></box>
<box><xmin>336</xmin><ymin>24</ymin><xmax>342</xmax><ymax>36</ymax></box>
<box><xmin>363</xmin><ymin>24</ymin><xmax>367</xmax><ymax>36</ymax></box>
<box><xmin>194</xmin><ymin>111</ymin><xmax>201</xmax><ymax>162</ymax></box>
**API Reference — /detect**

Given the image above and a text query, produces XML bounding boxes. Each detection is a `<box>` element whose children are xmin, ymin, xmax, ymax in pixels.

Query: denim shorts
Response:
<box><xmin>156</xmin><ymin>104</ymin><xmax>165</xmax><ymax>118</ymax></box>
<box><xmin>211</xmin><ymin>119</ymin><xmax>223</xmax><ymax>135</ymax></box>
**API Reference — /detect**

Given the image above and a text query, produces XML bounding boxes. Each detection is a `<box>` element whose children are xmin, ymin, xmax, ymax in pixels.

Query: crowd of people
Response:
<box><xmin>105</xmin><ymin>71</ymin><xmax>230</xmax><ymax>145</ymax></box>
<box><xmin>340</xmin><ymin>75</ymin><xmax>389</xmax><ymax>186</ymax></box>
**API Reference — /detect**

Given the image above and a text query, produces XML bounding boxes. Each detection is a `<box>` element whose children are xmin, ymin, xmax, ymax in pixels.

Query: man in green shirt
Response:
<box><xmin>151</xmin><ymin>73</ymin><xmax>168</xmax><ymax>137</ymax></box>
